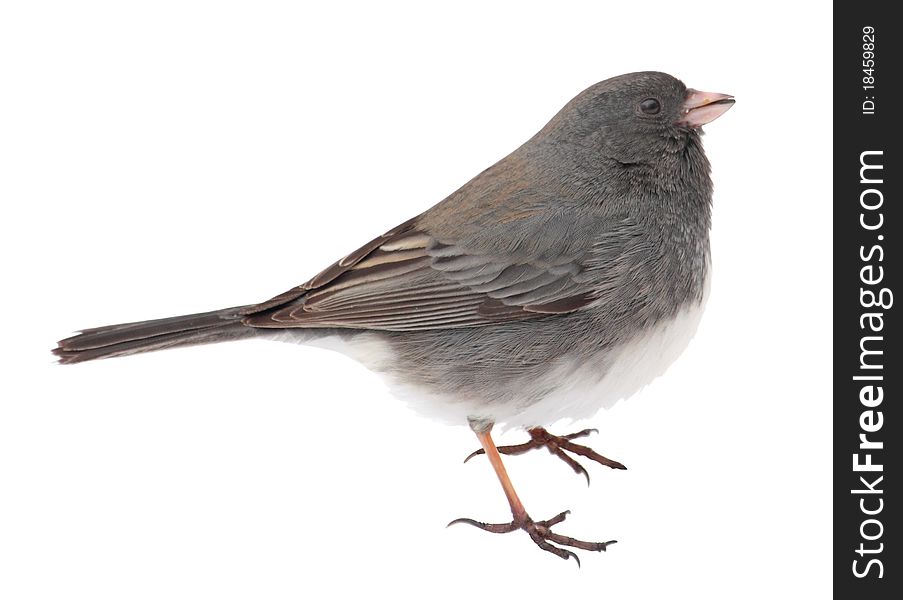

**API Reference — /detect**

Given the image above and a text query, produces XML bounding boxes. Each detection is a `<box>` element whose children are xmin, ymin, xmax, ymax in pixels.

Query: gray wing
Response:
<box><xmin>241</xmin><ymin>212</ymin><xmax>645</xmax><ymax>331</ymax></box>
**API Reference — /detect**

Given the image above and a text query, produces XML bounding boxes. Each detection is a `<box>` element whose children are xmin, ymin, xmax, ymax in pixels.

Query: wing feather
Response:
<box><xmin>242</xmin><ymin>215</ymin><xmax>642</xmax><ymax>330</ymax></box>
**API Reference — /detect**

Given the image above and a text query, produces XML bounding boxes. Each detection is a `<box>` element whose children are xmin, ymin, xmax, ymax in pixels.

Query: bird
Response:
<box><xmin>54</xmin><ymin>71</ymin><xmax>734</xmax><ymax>564</ymax></box>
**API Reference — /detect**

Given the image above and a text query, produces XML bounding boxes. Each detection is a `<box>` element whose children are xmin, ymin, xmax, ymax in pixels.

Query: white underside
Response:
<box><xmin>509</xmin><ymin>293</ymin><xmax>708</xmax><ymax>428</ymax></box>
<box><xmin>286</xmin><ymin>276</ymin><xmax>710</xmax><ymax>430</ymax></box>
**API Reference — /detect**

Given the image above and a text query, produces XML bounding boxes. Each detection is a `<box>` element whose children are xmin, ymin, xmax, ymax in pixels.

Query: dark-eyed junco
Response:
<box><xmin>55</xmin><ymin>71</ymin><xmax>734</xmax><ymax>563</ymax></box>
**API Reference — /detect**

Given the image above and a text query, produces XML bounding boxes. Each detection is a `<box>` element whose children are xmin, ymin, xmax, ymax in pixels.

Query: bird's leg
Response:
<box><xmin>449</xmin><ymin>421</ymin><xmax>615</xmax><ymax>564</ymax></box>
<box><xmin>464</xmin><ymin>426</ymin><xmax>626</xmax><ymax>485</ymax></box>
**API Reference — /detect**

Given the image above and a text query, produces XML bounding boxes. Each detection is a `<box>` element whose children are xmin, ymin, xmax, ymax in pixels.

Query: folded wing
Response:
<box><xmin>240</xmin><ymin>216</ymin><xmax>620</xmax><ymax>331</ymax></box>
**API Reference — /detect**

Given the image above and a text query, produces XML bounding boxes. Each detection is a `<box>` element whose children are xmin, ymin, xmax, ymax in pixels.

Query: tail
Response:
<box><xmin>54</xmin><ymin>306</ymin><xmax>257</xmax><ymax>364</ymax></box>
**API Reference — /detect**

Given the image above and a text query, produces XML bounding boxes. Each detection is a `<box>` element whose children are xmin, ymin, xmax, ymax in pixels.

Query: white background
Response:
<box><xmin>1</xmin><ymin>1</ymin><xmax>831</xmax><ymax>598</ymax></box>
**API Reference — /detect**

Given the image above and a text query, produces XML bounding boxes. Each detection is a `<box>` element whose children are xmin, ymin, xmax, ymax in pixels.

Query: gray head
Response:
<box><xmin>538</xmin><ymin>71</ymin><xmax>734</xmax><ymax>165</ymax></box>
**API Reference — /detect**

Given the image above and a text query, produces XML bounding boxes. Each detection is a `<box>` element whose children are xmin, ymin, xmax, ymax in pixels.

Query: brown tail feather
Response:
<box><xmin>54</xmin><ymin>306</ymin><xmax>256</xmax><ymax>364</ymax></box>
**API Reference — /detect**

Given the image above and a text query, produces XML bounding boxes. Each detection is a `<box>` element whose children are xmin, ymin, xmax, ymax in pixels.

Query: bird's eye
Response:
<box><xmin>639</xmin><ymin>98</ymin><xmax>661</xmax><ymax>115</ymax></box>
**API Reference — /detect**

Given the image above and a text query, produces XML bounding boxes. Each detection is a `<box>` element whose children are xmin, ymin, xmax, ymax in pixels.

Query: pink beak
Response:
<box><xmin>675</xmin><ymin>89</ymin><xmax>735</xmax><ymax>128</ymax></box>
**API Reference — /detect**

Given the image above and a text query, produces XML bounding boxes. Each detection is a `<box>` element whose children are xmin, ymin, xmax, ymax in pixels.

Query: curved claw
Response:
<box><xmin>446</xmin><ymin>516</ymin><xmax>477</xmax><ymax>528</ymax></box>
<box><xmin>552</xmin><ymin>447</ymin><xmax>591</xmax><ymax>486</ymax></box>
<box><xmin>569</xmin><ymin>550</ymin><xmax>581</xmax><ymax>567</ymax></box>
<box><xmin>562</xmin><ymin>428</ymin><xmax>598</xmax><ymax>441</ymax></box>
<box><xmin>527</xmin><ymin>529</ymin><xmax>581</xmax><ymax>565</ymax></box>
<box><xmin>446</xmin><ymin>517</ymin><xmax>519</xmax><ymax>534</ymax></box>
<box><xmin>541</xmin><ymin>510</ymin><xmax>571</xmax><ymax>528</ymax></box>
<box><xmin>462</xmin><ymin>449</ymin><xmax>483</xmax><ymax>464</ymax></box>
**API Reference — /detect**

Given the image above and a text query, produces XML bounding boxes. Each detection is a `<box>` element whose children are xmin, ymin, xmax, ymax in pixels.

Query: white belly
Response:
<box><xmin>503</xmin><ymin>294</ymin><xmax>708</xmax><ymax>428</ymax></box>
<box><xmin>286</xmin><ymin>275</ymin><xmax>710</xmax><ymax>429</ymax></box>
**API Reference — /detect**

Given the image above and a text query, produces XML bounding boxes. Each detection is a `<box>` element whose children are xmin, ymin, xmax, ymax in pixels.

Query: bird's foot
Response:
<box><xmin>464</xmin><ymin>427</ymin><xmax>626</xmax><ymax>485</ymax></box>
<box><xmin>448</xmin><ymin>510</ymin><xmax>615</xmax><ymax>565</ymax></box>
